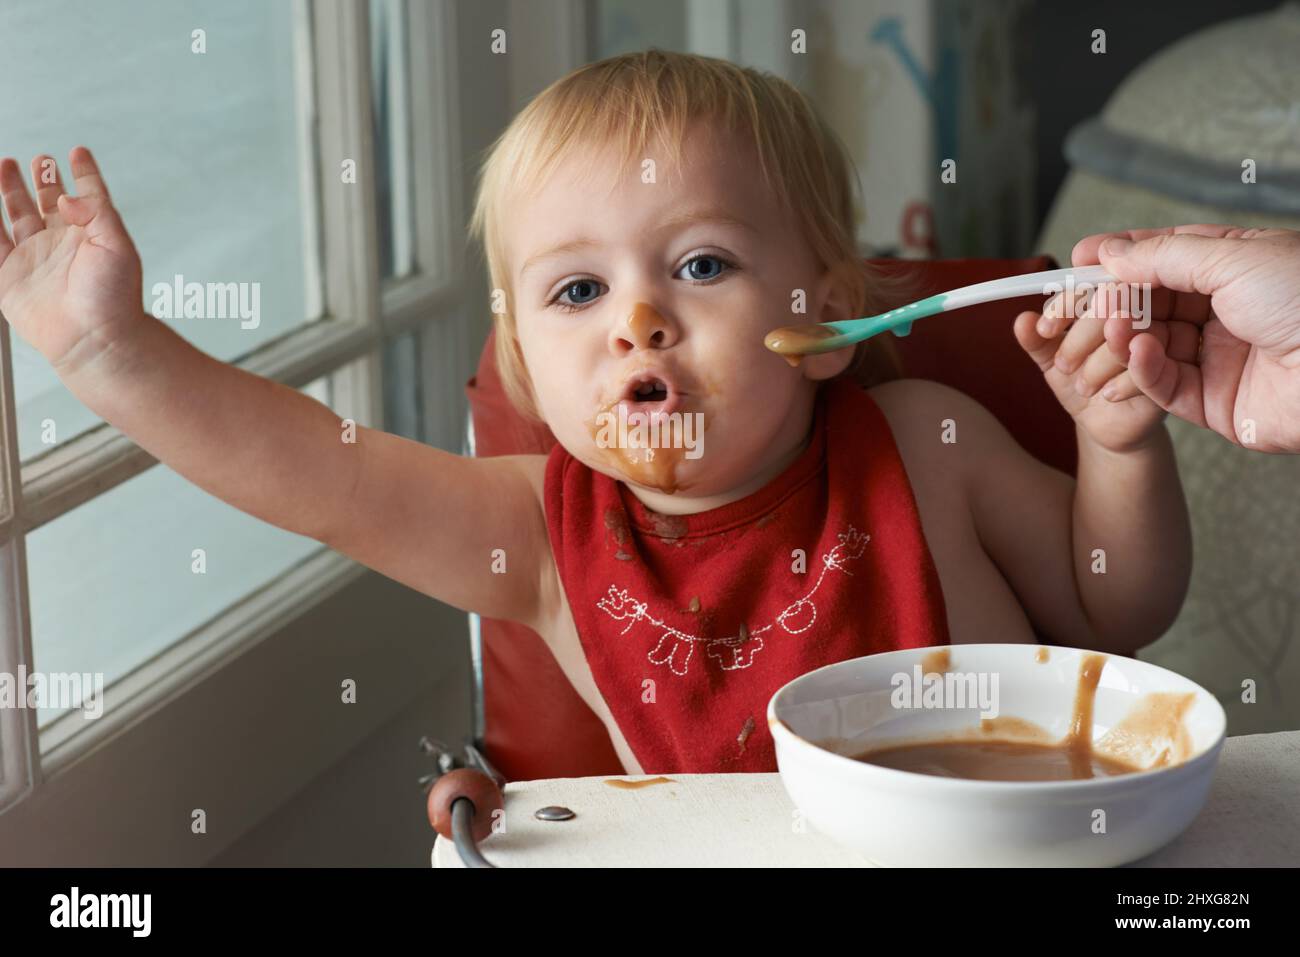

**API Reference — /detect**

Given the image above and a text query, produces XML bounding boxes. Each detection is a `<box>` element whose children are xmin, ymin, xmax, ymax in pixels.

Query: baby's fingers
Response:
<box><xmin>1099</xmin><ymin>370</ymin><xmax>1143</xmax><ymax>403</ymax></box>
<box><xmin>1052</xmin><ymin>298</ymin><xmax>1104</xmax><ymax>375</ymax></box>
<box><xmin>1103</xmin><ymin>316</ymin><xmax>1202</xmax><ymax>367</ymax></box>
<box><xmin>0</xmin><ymin>192</ymin><xmax>11</xmax><ymax>263</ymax></box>
<box><xmin>30</xmin><ymin>155</ymin><xmax>66</xmax><ymax>229</ymax></box>
<box><xmin>1014</xmin><ymin>309</ymin><xmax>1061</xmax><ymax>372</ymax></box>
<box><xmin>1072</xmin><ymin>339</ymin><xmax>1128</xmax><ymax>399</ymax></box>
<box><xmin>0</xmin><ymin>157</ymin><xmax>45</xmax><ymax>245</ymax></box>
<box><xmin>69</xmin><ymin>146</ymin><xmax>111</xmax><ymax>200</ymax></box>
<box><xmin>1036</xmin><ymin>285</ymin><xmax>1090</xmax><ymax>340</ymax></box>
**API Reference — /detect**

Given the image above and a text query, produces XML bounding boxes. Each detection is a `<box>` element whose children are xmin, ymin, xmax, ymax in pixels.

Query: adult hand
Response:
<box><xmin>1071</xmin><ymin>225</ymin><xmax>1300</xmax><ymax>453</ymax></box>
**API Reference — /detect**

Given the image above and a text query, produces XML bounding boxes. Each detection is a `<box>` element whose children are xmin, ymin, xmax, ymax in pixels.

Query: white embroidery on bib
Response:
<box><xmin>595</xmin><ymin>526</ymin><xmax>869</xmax><ymax>676</ymax></box>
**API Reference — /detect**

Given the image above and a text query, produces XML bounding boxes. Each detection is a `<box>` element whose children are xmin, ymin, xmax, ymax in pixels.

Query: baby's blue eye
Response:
<box><xmin>680</xmin><ymin>255</ymin><xmax>728</xmax><ymax>281</ymax></box>
<box><xmin>560</xmin><ymin>279</ymin><xmax>602</xmax><ymax>305</ymax></box>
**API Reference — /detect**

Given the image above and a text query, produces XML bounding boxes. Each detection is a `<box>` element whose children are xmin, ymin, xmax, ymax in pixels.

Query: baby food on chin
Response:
<box><xmin>588</xmin><ymin>393</ymin><xmax>693</xmax><ymax>494</ymax></box>
<box><xmin>587</xmin><ymin>302</ymin><xmax>711</xmax><ymax>494</ymax></box>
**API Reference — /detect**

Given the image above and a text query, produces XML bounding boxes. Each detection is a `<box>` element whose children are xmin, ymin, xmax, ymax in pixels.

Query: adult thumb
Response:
<box><xmin>1098</xmin><ymin>233</ymin><xmax>1242</xmax><ymax>297</ymax></box>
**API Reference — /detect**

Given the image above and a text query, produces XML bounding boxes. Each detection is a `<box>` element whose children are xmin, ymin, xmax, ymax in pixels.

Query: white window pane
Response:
<box><xmin>28</xmin><ymin>377</ymin><xmax>335</xmax><ymax>730</ymax></box>
<box><xmin>370</xmin><ymin>0</ymin><xmax>416</xmax><ymax>280</ymax></box>
<box><xmin>382</xmin><ymin>331</ymin><xmax>423</xmax><ymax>441</ymax></box>
<box><xmin>1</xmin><ymin>0</ymin><xmax>322</xmax><ymax>462</ymax></box>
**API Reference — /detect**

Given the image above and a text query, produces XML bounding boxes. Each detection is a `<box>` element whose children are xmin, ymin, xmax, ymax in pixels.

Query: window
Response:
<box><xmin>0</xmin><ymin>0</ymin><xmax>475</xmax><ymax>817</ymax></box>
<box><xmin>27</xmin><ymin>377</ymin><xmax>333</xmax><ymax>730</ymax></box>
<box><xmin>2</xmin><ymin>0</ymin><xmax>324</xmax><ymax>462</ymax></box>
<box><xmin>371</xmin><ymin>0</ymin><xmax>417</xmax><ymax>282</ymax></box>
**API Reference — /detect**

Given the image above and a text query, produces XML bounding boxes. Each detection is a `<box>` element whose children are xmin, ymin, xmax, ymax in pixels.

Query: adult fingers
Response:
<box><xmin>1070</xmin><ymin>224</ymin><xmax>1246</xmax><ymax>268</ymax></box>
<box><xmin>1096</xmin><ymin>232</ymin><xmax>1253</xmax><ymax>298</ymax></box>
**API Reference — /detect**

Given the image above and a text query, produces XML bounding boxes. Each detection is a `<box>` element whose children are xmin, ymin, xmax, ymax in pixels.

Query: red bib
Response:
<box><xmin>543</xmin><ymin>377</ymin><xmax>950</xmax><ymax>773</ymax></box>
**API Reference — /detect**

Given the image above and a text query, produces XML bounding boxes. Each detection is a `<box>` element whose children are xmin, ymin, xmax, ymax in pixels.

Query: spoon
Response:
<box><xmin>764</xmin><ymin>265</ymin><xmax>1119</xmax><ymax>362</ymax></box>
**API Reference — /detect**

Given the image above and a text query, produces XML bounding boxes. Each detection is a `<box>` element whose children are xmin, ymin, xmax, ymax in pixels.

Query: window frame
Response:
<box><xmin>0</xmin><ymin>0</ymin><xmax>484</xmax><ymax>846</ymax></box>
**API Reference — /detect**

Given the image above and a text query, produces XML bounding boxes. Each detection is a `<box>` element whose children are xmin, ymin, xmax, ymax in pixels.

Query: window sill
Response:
<box><xmin>0</xmin><ymin>551</ymin><xmax>470</xmax><ymax>865</ymax></box>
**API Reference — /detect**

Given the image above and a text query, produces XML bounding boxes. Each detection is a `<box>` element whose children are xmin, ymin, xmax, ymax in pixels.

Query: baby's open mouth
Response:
<box><xmin>628</xmin><ymin>376</ymin><xmax>669</xmax><ymax>404</ymax></box>
<box><xmin>619</xmin><ymin>371</ymin><xmax>683</xmax><ymax>414</ymax></box>
<box><xmin>608</xmin><ymin>366</ymin><xmax>691</xmax><ymax>418</ymax></box>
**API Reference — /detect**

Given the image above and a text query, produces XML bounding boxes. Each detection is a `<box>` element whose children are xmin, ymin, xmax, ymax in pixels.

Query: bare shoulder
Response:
<box><xmin>867</xmin><ymin>377</ymin><xmax>996</xmax><ymax>430</ymax></box>
<box><xmin>871</xmin><ymin>376</ymin><xmax>1032</xmax><ymax>459</ymax></box>
<box><xmin>511</xmin><ymin>450</ymin><xmax>550</xmax><ymax>500</ymax></box>
<box><xmin>868</xmin><ymin>378</ymin><xmax>993</xmax><ymax>478</ymax></box>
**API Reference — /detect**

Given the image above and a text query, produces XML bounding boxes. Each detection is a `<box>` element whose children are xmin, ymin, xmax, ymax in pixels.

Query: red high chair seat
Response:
<box><xmin>465</xmin><ymin>256</ymin><xmax>1074</xmax><ymax>781</ymax></box>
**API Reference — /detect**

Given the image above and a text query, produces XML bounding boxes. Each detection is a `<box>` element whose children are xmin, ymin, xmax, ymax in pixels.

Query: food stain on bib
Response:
<box><xmin>647</xmin><ymin>509</ymin><xmax>688</xmax><ymax>544</ymax></box>
<box><xmin>846</xmin><ymin>652</ymin><xmax>1197</xmax><ymax>782</ymax></box>
<box><xmin>736</xmin><ymin>715</ymin><xmax>756</xmax><ymax>754</ymax></box>
<box><xmin>604</xmin><ymin>776</ymin><xmax>676</xmax><ymax>790</ymax></box>
<box><xmin>603</xmin><ymin>507</ymin><xmax>635</xmax><ymax>561</ymax></box>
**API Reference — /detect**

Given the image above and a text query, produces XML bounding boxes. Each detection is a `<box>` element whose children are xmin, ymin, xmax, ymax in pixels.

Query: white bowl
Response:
<box><xmin>767</xmin><ymin>644</ymin><xmax>1227</xmax><ymax>867</ymax></box>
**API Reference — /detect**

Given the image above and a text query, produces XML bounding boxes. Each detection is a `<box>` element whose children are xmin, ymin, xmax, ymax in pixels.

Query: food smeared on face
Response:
<box><xmin>587</xmin><ymin>303</ymin><xmax>707</xmax><ymax>494</ymax></box>
<box><xmin>625</xmin><ymin>301</ymin><xmax>661</xmax><ymax>344</ymax></box>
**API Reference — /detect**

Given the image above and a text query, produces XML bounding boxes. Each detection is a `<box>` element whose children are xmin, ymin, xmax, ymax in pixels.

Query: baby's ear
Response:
<box><xmin>799</xmin><ymin>267</ymin><xmax>855</xmax><ymax>382</ymax></box>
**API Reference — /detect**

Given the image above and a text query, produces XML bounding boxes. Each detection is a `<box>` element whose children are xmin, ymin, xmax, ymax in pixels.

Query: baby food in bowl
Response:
<box><xmin>767</xmin><ymin>644</ymin><xmax>1226</xmax><ymax>867</ymax></box>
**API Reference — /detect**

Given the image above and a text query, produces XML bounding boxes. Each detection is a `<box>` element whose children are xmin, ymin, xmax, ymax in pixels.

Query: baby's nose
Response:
<box><xmin>620</xmin><ymin>301</ymin><xmax>670</xmax><ymax>350</ymax></box>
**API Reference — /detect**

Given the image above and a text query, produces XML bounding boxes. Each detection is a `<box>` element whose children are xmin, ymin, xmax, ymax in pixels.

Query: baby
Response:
<box><xmin>0</xmin><ymin>51</ymin><xmax>1190</xmax><ymax>775</ymax></box>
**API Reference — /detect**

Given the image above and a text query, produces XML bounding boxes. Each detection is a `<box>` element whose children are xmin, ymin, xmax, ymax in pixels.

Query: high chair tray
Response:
<box><xmin>432</xmin><ymin>731</ymin><xmax>1298</xmax><ymax>868</ymax></box>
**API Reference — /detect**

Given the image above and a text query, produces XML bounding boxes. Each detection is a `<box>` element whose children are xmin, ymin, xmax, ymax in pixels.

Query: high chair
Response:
<box><xmin>418</xmin><ymin>256</ymin><xmax>1075</xmax><ymax>848</ymax></box>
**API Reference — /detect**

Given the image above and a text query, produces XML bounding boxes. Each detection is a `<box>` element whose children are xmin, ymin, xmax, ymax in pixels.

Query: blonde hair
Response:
<box><xmin>468</xmin><ymin>49</ymin><xmax>901</xmax><ymax>421</ymax></box>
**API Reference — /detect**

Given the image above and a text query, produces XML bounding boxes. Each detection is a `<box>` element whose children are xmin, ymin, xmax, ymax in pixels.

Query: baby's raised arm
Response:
<box><xmin>0</xmin><ymin>149</ymin><xmax>552</xmax><ymax>629</ymax></box>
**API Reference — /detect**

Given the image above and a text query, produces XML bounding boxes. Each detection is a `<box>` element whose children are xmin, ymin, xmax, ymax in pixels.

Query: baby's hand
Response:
<box><xmin>0</xmin><ymin>148</ymin><xmax>143</xmax><ymax>380</ymax></box>
<box><xmin>1013</xmin><ymin>286</ymin><xmax>1167</xmax><ymax>453</ymax></box>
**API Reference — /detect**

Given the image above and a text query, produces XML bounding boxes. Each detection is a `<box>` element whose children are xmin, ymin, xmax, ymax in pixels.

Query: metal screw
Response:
<box><xmin>534</xmin><ymin>805</ymin><xmax>575</xmax><ymax>822</ymax></box>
